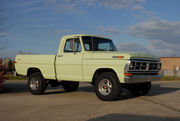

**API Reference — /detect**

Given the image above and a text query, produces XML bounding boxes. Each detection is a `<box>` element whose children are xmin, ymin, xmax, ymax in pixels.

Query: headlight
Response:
<box><xmin>129</xmin><ymin>62</ymin><xmax>135</xmax><ymax>70</ymax></box>
<box><xmin>157</xmin><ymin>63</ymin><xmax>161</xmax><ymax>70</ymax></box>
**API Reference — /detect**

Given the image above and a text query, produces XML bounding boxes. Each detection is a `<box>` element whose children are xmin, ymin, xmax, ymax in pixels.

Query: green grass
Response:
<box><xmin>161</xmin><ymin>76</ymin><xmax>180</xmax><ymax>81</ymax></box>
<box><xmin>5</xmin><ymin>75</ymin><xmax>180</xmax><ymax>81</ymax></box>
<box><xmin>6</xmin><ymin>75</ymin><xmax>28</xmax><ymax>80</ymax></box>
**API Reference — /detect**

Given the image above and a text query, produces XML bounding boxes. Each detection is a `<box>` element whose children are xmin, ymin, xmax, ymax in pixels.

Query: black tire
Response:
<box><xmin>62</xmin><ymin>81</ymin><xmax>79</xmax><ymax>92</ymax></box>
<box><xmin>128</xmin><ymin>82</ymin><xmax>151</xmax><ymax>97</ymax></box>
<box><xmin>28</xmin><ymin>72</ymin><xmax>47</xmax><ymax>95</ymax></box>
<box><xmin>94</xmin><ymin>72</ymin><xmax>122</xmax><ymax>101</ymax></box>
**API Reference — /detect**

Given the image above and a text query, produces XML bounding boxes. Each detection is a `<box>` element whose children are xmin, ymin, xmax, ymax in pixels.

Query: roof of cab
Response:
<box><xmin>62</xmin><ymin>34</ymin><xmax>110</xmax><ymax>40</ymax></box>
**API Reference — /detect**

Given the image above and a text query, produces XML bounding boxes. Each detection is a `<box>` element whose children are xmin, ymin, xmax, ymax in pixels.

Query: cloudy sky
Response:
<box><xmin>0</xmin><ymin>0</ymin><xmax>180</xmax><ymax>58</ymax></box>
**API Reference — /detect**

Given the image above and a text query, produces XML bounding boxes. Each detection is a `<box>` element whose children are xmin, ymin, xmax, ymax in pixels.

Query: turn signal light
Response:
<box><xmin>112</xmin><ymin>56</ymin><xmax>124</xmax><ymax>59</ymax></box>
<box><xmin>117</xmin><ymin>56</ymin><xmax>124</xmax><ymax>58</ymax></box>
<box><xmin>124</xmin><ymin>73</ymin><xmax>132</xmax><ymax>76</ymax></box>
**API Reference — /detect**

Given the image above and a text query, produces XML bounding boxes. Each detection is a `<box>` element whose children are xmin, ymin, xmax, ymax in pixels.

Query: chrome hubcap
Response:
<box><xmin>30</xmin><ymin>78</ymin><xmax>39</xmax><ymax>90</ymax></box>
<box><xmin>98</xmin><ymin>79</ymin><xmax>112</xmax><ymax>96</ymax></box>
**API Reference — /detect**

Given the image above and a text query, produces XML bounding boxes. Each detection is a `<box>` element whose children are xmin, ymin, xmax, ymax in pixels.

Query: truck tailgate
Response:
<box><xmin>15</xmin><ymin>55</ymin><xmax>56</xmax><ymax>80</ymax></box>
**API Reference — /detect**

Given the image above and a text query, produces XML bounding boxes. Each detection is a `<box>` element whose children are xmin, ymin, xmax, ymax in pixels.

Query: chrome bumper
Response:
<box><xmin>124</xmin><ymin>75</ymin><xmax>162</xmax><ymax>83</ymax></box>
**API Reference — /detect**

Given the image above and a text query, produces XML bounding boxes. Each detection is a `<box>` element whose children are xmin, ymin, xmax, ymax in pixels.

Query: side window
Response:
<box><xmin>64</xmin><ymin>38</ymin><xmax>82</xmax><ymax>52</ymax></box>
<box><xmin>98</xmin><ymin>43</ymin><xmax>110</xmax><ymax>51</ymax></box>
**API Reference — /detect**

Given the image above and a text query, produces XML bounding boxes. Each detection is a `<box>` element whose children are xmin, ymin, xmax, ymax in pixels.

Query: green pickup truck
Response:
<box><xmin>15</xmin><ymin>34</ymin><xmax>161</xmax><ymax>101</ymax></box>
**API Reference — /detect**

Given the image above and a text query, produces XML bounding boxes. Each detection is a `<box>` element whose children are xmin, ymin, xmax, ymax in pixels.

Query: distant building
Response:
<box><xmin>160</xmin><ymin>57</ymin><xmax>180</xmax><ymax>76</ymax></box>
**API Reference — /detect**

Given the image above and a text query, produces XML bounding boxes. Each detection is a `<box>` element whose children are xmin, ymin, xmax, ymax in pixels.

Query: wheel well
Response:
<box><xmin>27</xmin><ymin>68</ymin><xmax>42</xmax><ymax>77</ymax></box>
<box><xmin>92</xmin><ymin>68</ymin><xmax>118</xmax><ymax>85</ymax></box>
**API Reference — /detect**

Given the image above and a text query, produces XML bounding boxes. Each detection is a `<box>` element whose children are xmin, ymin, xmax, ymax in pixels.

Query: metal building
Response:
<box><xmin>160</xmin><ymin>57</ymin><xmax>180</xmax><ymax>76</ymax></box>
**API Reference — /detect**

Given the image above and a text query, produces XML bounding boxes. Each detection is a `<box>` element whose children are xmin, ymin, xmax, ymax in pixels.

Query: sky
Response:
<box><xmin>0</xmin><ymin>0</ymin><xmax>180</xmax><ymax>58</ymax></box>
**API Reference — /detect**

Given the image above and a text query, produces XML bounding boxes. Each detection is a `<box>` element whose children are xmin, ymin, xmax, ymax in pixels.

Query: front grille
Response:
<box><xmin>130</xmin><ymin>72</ymin><xmax>158</xmax><ymax>75</ymax></box>
<box><xmin>127</xmin><ymin>59</ymin><xmax>161</xmax><ymax>72</ymax></box>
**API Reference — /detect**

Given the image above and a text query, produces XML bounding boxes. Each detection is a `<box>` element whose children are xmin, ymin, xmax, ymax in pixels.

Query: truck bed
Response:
<box><xmin>15</xmin><ymin>55</ymin><xmax>56</xmax><ymax>80</ymax></box>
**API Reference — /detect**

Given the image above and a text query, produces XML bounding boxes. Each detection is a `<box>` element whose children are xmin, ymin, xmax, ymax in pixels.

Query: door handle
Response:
<box><xmin>58</xmin><ymin>54</ymin><xmax>63</xmax><ymax>57</ymax></box>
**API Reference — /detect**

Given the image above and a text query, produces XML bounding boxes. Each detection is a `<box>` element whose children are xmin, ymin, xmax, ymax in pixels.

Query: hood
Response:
<box><xmin>91</xmin><ymin>51</ymin><xmax>160</xmax><ymax>61</ymax></box>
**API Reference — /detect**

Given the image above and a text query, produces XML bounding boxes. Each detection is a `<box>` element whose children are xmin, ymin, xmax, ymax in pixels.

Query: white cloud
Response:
<box><xmin>0</xmin><ymin>31</ymin><xmax>6</xmax><ymax>37</ymax></box>
<box><xmin>14</xmin><ymin>0</ymin><xmax>42</xmax><ymax>7</ymax></box>
<box><xmin>117</xmin><ymin>41</ymin><xmax>177</xmax><ymax>57</ymax></box>
<box><xmin>143</xmin><ymin>11</ymin><xmax>153</xmax><ymax>15</ymax></box>
<box><xmin>45</xmin><ymin>0</ymin><xmax>81</xmax><ymax>12</ymax></box>
<box><xmin>23</xmin><ymin>7</ymin><xmax>47</xmax><ymax>13</ymax></box>
<box><xmin>33</xmin><ymin>24</ymin><xmax>55</xmax><ymax>28</ymax></box>
<box><xmin>44</xmin><ymin>0</ymin><xmax>148</xmax><ymax>14</ymax></box>
<box><xmin>0</xmin><ymin>46</ymin><xmax>6</xmax><ymax>50</ymax></box>
<box><xmin>98</xmin><ymin>26</ymin><xmax>122</xmax><ymax>35</ymax></box>
<box><xmin>125</xmin><ymin>18</ymin><xmax>180</xmax><ymax>56</ymax></box>
<box><xmin>0</xmin><ymin>2</ymin><xmax>6</xmax><ymax>50</ymax></box>
<box><xmin>29</xmin><ymin>18</ymin><xmax>55</xmax><ymax>22</ymax></box>
<box><xmin>118</xmin><ymin>42</ymin><xmax>148</xmax><ymax>52</ymax></box>
<box><xmin>98</xmin><ymin>18</ymin><xmax>180</xmax><ymax>56</ymax></box>
<box><xmin>0</xmin><ymin>39</ymin><xmax>7</xmax><ymax>50</ymax></box>
<box><xmin>48</xmin><ymin>29</ymin><xmax>72</xmax><ymax>34</ymax></box>
<box><xmin>131</xmin><ymin>6</ymin><xmax>145</xmax><ymax>11</ymax></box>
<box><xmin>83</xmin><ymin>0</ymin><xmax>145</xmax><ymax>10</ymax></box>
<box><xmin>14</xmin><ymin>0</ymin><xmax>151</xmax><ymax>18</ymax></box>
<box><xmin>0</xmin><ymin>50</ymin><xmax>17</xmax><ymax>58</ymax></box>
<box><xmin>129</xmin><ymin>18</ymin><xmax>180</xmax><ymax>45</ymax></box>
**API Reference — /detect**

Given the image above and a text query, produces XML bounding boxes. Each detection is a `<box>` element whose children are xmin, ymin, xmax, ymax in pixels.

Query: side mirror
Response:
<box><xmin>69</xmin><ymin>39</ymin><xmax>75</xmax><ymax>51</ymax></box>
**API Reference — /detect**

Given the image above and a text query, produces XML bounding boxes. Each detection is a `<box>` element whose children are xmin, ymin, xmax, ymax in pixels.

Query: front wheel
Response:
<box><xmin>94</xmin><ymin>72</ymin><xmax>122</xmax><ymax>101</ymax></box>
<box><xmin>128</xmin><ymin>82</ymin><xmax>151</xmax><ymax>97</ymax></box>
<box><xmin>28</xmin><ymin>72</ymin><xmax>47</xmax><ymax>95</ymax></box>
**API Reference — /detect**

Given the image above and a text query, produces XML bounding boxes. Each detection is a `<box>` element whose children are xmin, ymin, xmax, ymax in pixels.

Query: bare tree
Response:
<box><xmin>0</xmin><ymin>0</ymin><xmax>6</xmax><ymax>50</ymax></box>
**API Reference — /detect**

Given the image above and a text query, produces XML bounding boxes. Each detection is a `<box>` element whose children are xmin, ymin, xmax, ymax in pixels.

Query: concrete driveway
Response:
<box><xmin>0</xmin><ymin>80</ymin><xmax>180</xmax><ymax>121</ymax></box>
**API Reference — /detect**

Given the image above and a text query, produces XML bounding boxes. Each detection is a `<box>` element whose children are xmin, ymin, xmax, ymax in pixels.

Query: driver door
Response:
<box><xmin>56</xmin><ymin>37</ymin><xmax>83</xmax><ymax>81</ymax></box>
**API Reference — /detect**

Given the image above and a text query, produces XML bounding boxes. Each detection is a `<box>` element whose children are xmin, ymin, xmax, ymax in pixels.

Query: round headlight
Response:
<box><xmin>129</xmin><ymin>62</ymin><xmax>134</xmax><ymax>70</ymax></box>
<box><xmin>157</xmin><ymin>63</ymin><xmax>161</xmax><ymax>70</ymax></box>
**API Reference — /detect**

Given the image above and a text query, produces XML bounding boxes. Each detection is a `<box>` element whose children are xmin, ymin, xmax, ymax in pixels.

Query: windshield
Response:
<box><xmin>82</xmin><ymin>36</ymin><xmax>117</xmax><ymax>51</ymax></box>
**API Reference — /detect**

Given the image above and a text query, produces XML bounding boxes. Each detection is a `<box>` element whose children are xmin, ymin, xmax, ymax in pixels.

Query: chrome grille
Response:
<box><xmin>127</xmin><ymin>59</ymin><xmax>161</xmax><ymax>72</ymax></box>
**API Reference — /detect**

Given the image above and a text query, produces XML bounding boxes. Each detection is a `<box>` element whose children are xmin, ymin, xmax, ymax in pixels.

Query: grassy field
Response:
<box><xmin>6</xmin><ymin>75</ymin><xmax>28</xmax><ymax>80</ymax></box>
<box><xmin>161</xmin><ymin>76</ymin><xmax>180</xmax><ymax>81</ymax></box>
<box><xmin>6</xmin><ymin>75</ymin><xmax>180</xmax><ymax>81</ymax></box>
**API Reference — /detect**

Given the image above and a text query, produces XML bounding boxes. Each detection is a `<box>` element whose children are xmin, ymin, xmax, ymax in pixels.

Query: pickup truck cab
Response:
<box><xmin>15</xmin><ymin>34</ymin><xmax>161</xmax><ymax>101</ymax></box>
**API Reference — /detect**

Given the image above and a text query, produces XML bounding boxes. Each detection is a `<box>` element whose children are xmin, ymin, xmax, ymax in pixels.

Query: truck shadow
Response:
<box><xmin>1</xmin><ymin>81</ymin><xmax>180</xmax><ymax>100</ymax></box>
<box><xmin>146</xmin><ymin>84</ymin><xmax>180</xmax><ymax>96</ymax></box>
<box><xmin>46</xmin><ymin>83</ymin><xmax>180</xmax><ymax>100</ymax></box>
<box><xmin>87</xmin><ymin>113</ymin><xmax>180</xmax><ymax>121</ymax></box>
<box><xmin>76</xmin><ymin>83</ymin><xmax>180</xmax><ymax>97</ymax></box>
<box><xmin>0</xmin><ymin>82</ymin><xmax>28</xmax><ymax>93</ymax></box>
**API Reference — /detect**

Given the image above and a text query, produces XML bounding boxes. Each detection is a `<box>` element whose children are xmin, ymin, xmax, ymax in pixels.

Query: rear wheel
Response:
<box><xmin>127</xmin><ymin>82</ymin><xmax>151</xmax><ymax>97</ymax></box>
<box><xmin>28</xmin><ymin>72</ymin><xmax>47</xmax><ymax>95</ymax></box>
<box><xmin>62</xmin><ymin>81</ymin><xmax>79</xmax><ymax>92</ymax></box>
<box><xmin>94</xmin><ymin>72</ymin><xmax>122</xmax><ymax>101</ymax></box>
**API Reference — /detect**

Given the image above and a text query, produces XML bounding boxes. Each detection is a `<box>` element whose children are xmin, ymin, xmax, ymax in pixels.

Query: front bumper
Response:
<box><xmin>124</xmin><ymin>75</ymin><xmax>162</xmax><ymax>83</ymax></box>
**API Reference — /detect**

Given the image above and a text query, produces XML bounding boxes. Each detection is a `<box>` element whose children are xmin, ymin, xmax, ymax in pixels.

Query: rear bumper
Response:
<box><xmin>124</xmin><ymin>75</ymin><xmax>161</xmax><ymax>83</ymax></box>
